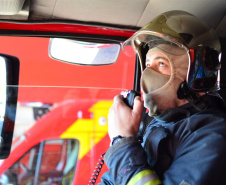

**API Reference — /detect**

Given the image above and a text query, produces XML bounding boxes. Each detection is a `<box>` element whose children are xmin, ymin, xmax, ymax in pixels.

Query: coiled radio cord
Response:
<box><xmin>88</xmin><ymin>153</ymin><xmax>105</xmax><ymax>185</ymax></box>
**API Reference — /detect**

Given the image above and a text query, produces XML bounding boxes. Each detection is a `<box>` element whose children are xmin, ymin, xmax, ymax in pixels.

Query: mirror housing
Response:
<box><xmin>49</xmin><ymin>38</ymin><xmax>120</xmax><ymax>65</ymax></box>
<box><xmin>0</xmin><ymin>54</ymin><xmax>19</xmax><ymax>159</ymax></box>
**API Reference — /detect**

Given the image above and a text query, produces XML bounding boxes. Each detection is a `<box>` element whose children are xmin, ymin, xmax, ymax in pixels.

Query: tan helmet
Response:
<box><xmin>123</xmin><ymin>10</ymin><xmax>221</xmax><ymax>93</ymax></box>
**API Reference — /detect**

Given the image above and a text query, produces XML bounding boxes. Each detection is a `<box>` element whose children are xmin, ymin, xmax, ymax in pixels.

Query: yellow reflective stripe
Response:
<box><xmin>127</xmin><ymin>169</ymin><xmax>162</xmax><ymax>185</ymax></box>
<box><xmin>144</xmin><ymin>179</ymin><xmax>162</xmax><ymax>185</ymax></box>
<box><xmin>127</xmin><ymin>169</ymin><xmax>153</xmax><ymax>185</ymax></box>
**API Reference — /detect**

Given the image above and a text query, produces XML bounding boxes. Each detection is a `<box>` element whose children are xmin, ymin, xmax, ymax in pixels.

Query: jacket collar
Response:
<box><xmin>153</xmin><ymin>94</ymin><xmax>225</xmax><ymax>123</ymax></box>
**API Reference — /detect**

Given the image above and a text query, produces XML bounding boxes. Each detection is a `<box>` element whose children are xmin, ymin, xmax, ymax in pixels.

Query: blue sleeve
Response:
<box><xmin>163</xmin><ymin>114</ymin><xmax>226</xmax><ymax>185</ymax></box>
<box><xmin>103</xmin><ymin>137</ymin><xmax>161</xmax><ymax>185</ymax></box>
<box><xmin>98</xmin><ymin>171</ymin><xmax>114</xmax><ymax>185</ymax></box>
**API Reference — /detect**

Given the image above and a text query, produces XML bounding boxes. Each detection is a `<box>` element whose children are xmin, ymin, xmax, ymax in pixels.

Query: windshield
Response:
<box><xmin>0</xmin><ymin>36</ymin><xmax>135</xmax><ymax>185</ymax></box>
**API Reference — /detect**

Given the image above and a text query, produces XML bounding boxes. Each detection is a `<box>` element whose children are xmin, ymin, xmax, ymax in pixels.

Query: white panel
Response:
<box><xmin>0</xmin><ymin>0</ymin><xmax>25</xmax><ymax>15</ymax></box>
<box><xmin>137</xmin><ymin>0</ymin><xmax>226</xmax><ymax>29</ymax></box>
<box><xmin>52</xmin><ymin>0</ymin><xmax>150</xmax><ymax>26</ymax></box>
<box><xmin>28</xmin><ymin>0</ymin><xmax>226</xmax><ymax>39</ymax></box>
<box><xmin>30</xmin><ymin>0</ymin><xmax>57</xmax><ymax>19</ymax></box>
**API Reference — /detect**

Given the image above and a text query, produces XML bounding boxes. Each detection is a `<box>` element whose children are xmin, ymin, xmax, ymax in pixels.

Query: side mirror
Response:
<box><xmin>49</xmin><ymin>38</ymin><xmax>121</xmax><ymax>65</ymax></box>
<box><xmin>0</xmin><ymin>54</ymin><xmax>19</xmax><ymax>159</ymax></box>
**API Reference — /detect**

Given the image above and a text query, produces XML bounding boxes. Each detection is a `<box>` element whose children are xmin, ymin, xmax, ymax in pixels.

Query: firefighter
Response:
<box><xmin>99</xmin><ymin>10</ymin><xmax>226</xmax><ymax>185</ymax></box>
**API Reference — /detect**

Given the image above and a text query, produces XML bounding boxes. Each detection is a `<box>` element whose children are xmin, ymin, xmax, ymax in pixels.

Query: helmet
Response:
<box><xmin>123</xmin><ymin>10</ymin><xmax>221</xmax><ymax>93</ymax></box>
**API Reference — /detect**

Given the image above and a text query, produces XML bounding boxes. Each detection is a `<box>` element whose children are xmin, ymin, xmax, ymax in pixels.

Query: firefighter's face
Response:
<box><xmin>141</xmin><ymin>45</ymin><xmax>189</xmax><ymax>116</ymax></box>
<box><xmin>145</xmin><ymin>51</ymin><xmax>171</xmax><ymax>76</ymax></box>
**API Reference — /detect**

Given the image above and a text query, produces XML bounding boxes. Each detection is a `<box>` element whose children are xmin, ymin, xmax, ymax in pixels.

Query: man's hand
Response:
<box><xmin>108</xmin><ymin>95</ymin><xmax>144</xmax><ymax>141</ymax></box>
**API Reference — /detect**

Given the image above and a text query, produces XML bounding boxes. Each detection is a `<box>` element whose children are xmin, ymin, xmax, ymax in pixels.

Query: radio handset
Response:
<box><xmin>122</xmin><ymin>90</ymin><xmax>147</xmax><ymax>141</ymax></box>
<box><xmin>121</xmin><ymin>90</ymin><xmax>141</xmax><ymax>109</ymax></box>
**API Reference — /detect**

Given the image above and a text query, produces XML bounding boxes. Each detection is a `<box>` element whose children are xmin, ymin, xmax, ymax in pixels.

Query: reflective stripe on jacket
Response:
<box><xmin>127</xmin><ymin>169</ymin><xmax>162</xmax><ymax>185</ymax></box>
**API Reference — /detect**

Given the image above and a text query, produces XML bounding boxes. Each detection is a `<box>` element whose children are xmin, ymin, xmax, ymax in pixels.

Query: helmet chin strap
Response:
<box><xmin>177</xmin><ymin>81</ymin><xmax>206</xmax><ymax>111</ymax></box>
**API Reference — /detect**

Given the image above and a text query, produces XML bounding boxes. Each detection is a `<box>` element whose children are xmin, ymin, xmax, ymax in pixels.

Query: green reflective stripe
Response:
<box><xmin>127</xmin><ymin>169</ymin><xmax>161</xmax><ymax>185</ymax></box>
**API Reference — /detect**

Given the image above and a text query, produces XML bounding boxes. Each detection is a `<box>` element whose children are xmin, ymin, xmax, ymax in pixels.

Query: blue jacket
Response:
<box><xmin>99</xmin><ymin>95</ymin><xmax>226</xmax><ymax>185</ymax></box>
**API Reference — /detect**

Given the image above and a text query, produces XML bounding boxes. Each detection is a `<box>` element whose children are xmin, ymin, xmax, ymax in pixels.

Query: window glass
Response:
<box><xmin>0</xmin><ymin>35</ymin><xmax>136</xmax><ymax>184</ymax></box>
<box><xmin>0</xmin><ymin>139</ymin><xmax>79</xmax><ymax>185</ymax></box>
<box><xmin>37</xmin><ymin>139</ymin><xmax>79</xmax><ymax>185</ymax></box>
<box><xmin>0</xmin><ymin>144</ymin><xmax>40</xmax><ymax>185</ymax></box>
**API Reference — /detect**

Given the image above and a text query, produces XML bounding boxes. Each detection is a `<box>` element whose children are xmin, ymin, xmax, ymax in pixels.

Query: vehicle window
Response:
<box><xmin>0</xmin><ymin>139</ymin><xmax>79</xmax><ymax>185</ymax></box>
<box><xmin>0</xmin><ymin>35</ymin><xmax>136</xmax><ymax>184</ymax></box>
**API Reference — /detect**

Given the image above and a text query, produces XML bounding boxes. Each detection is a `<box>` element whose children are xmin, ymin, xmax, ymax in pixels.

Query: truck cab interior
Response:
<box><xmin>0</xmin><ymin>0</ymin><xmax>225</xmax><ymax>184</ymax></box>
